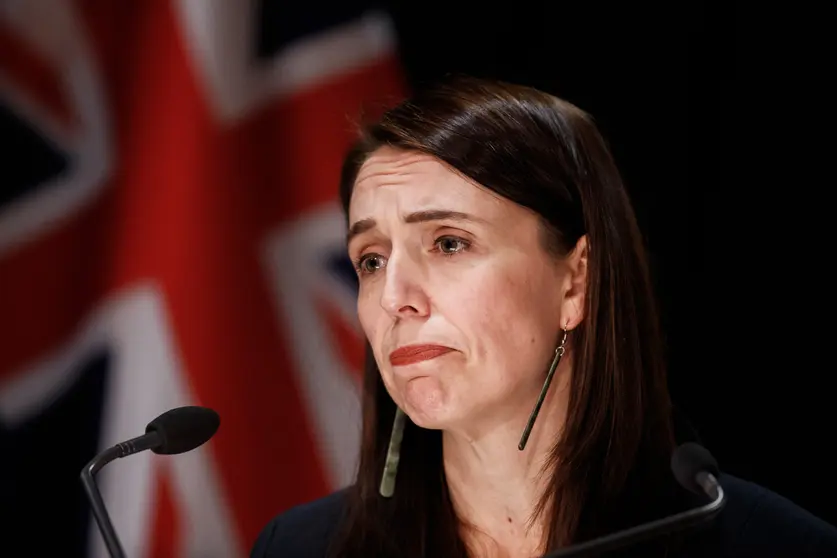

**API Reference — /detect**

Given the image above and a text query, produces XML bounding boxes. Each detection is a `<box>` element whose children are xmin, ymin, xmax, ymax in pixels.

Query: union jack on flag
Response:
<box><xmin>0</xmin><ymin>1</ymin><xmax>405</xmax><ymax>556</ymax></box>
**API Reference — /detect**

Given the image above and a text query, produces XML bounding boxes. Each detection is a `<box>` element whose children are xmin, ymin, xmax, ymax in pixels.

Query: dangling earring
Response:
<box><xmin>518</xmin><ymin>327</ymin><xmax>569</xmax><ymax>451</ymax></box>
<box><xmin>379</xmin><ymin>406</ymin><xmax>407</xmax><ymax>497</ymax></box>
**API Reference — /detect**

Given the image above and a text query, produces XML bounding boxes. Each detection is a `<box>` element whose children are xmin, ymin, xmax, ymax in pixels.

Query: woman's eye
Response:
<box><xmin>436</xmin><ymin>236</ymin><xmax>470</xmax><ymax>255</ymax></box>
<box><xmin>356</xmin><ymin>254</ymin><xmax>385</xmax><ymax>274</ymax></box>
<box><xmin>354</xmin><ymin>237</ymin><xmax>468</xmax><ymax>274</ymax></box>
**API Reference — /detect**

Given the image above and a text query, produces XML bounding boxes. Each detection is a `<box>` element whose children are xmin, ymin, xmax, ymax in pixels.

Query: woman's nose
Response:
<box><xmin>379</xmin><ymin>253</ymin><xmax>429</xmax><ymax>319</ymax></box>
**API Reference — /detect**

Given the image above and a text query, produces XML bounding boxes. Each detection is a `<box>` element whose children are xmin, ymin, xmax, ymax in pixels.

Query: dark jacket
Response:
<box><xmin>251</xmin><ymin>474</ymin><xmax>837</xmax><ymax>557</ymax></box>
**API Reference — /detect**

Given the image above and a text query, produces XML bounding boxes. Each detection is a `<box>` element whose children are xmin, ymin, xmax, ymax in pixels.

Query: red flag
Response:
<box><xmin>0</xmin><ymin>1</ymin><xmax>405</xmax><ymax>556</ymax></box>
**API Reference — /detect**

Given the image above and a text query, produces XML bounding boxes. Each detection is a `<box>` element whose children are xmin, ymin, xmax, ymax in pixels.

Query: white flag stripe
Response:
<box><xmin>0</xmin><ymin>0</ymin><xmax>112</xmax><ymax>258</ymax></box>
<box><xmin>263</xmin><ymin>202</ymin><xmax>363</xmax><ymax>490</ymax></box>
<box><xmin>175</xmin><ymin>0</ymin><xmax>397</xmax><ymax>123</ymax></box>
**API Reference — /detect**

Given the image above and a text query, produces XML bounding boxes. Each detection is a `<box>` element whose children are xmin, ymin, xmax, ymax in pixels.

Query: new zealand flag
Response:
<box><xmin>0</xmin><ymin>1</ymin><xmax>405</xmax><ymax>556</ymax></box>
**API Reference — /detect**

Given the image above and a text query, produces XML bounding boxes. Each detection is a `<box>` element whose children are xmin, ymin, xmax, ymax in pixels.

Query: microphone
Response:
<box><xmin>80</xmin><ymin>406</ymin><xmax>221</xmax><ymax>558</ymax></box>
<box><xmin>542</xmin><ymin>442</ymin><xmax>726</xmax><ymax>557</ymax></box>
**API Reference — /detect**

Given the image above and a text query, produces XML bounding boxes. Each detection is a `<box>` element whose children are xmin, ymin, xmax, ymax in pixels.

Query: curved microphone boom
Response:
<box><xmin>80</xmin><ymin>406</ymin><xmax>221</xmax><ymax>558</ymax></box>
<box><xmin>542</xmin><ymin>442</ymin><xmax>726</xmax><ymax>557</ymax></box>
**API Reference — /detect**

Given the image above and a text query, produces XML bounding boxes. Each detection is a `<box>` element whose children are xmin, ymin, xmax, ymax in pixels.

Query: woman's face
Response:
<box><xmin>347</xmin><ymin>147</ymin><xmax>581</xmax><ymax>434</ymax></box>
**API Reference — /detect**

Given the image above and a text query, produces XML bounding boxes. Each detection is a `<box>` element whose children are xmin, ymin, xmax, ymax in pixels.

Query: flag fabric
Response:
<box><xmin>0</xmin><ymin>1</ymin><xmax>405</xmax><ymax>556</ymax></box>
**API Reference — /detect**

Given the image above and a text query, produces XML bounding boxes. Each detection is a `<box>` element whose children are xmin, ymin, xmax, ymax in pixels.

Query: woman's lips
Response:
<box><xmin>388</xmin><ymin>344</ymin><xmax>454</xmax><ymax>366</ymax></box>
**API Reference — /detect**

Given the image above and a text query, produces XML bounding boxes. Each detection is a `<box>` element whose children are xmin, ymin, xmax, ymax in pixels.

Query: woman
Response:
<box><xmin>252</xmin><ymin>76</ymin><xmax>837</xmax><ymax>557</ymax></box>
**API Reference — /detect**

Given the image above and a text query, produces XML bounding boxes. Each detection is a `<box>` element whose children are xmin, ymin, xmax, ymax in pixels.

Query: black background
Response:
<box><xmin>384</xmin><ymin>0</ymin><xmax>834</xmax><ymax>529</ymax></box>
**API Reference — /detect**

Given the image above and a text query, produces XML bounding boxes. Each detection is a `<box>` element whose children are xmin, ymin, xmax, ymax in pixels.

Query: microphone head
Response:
<box><xmin>145</xmin><ymin>406</ymin><xmax>220</xmax><ymax>455</ymax></box>
<box><xmin>671</xmin><ymin>442</ymin><xmax>720</xmax><ymax>494</ymax></box>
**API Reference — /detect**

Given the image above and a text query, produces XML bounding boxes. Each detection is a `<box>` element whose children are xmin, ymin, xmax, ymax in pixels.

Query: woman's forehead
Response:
<box><xmin>354</xmin><ymin>148</ymin><xmax>446</xmax><ymax>188</ymax></box>
<box><xmin>350</xmin><ymin>149</ymin><xmax>509</xmax><ymax>222</ymax></box>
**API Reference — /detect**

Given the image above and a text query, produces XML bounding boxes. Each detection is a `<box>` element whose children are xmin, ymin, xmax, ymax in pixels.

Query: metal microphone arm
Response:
<box><xmin>543</xmin><ymin>473</ymin><xmax>726</xmax><ymax>557</ymax></box>
<box><xmin>79</xmin><ymin>431</ymin><xmax>162</xmax><ymax>558</ymax></box>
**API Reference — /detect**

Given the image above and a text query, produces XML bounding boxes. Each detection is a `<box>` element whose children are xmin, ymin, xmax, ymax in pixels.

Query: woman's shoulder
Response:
<box><xmin>250</xmin><ymin>489</ymin><xmax>349</xmax><ymax>558</ymax></box>
<box><xmin>707</xmin><ymin>473</ymin><xmax>837</xmax><ymax>556</ymax></box>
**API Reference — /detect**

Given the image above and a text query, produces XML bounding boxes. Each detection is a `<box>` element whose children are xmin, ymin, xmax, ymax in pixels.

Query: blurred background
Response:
<box><xmin>1</xmin><ymin>1</ymin><xmax>829</xmax><ymax>557</ymax></box>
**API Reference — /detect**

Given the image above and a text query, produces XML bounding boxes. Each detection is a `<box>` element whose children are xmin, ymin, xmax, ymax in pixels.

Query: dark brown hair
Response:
<box><xmin>330</xmin><ymin>76</ymin><xmax>679</xmax><ymax>557</ymax></box>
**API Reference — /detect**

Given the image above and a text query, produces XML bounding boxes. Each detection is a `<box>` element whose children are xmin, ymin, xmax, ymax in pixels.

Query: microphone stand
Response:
<box><xmin>80</xmin><ymin>432</ymin><xmax>162</xmax><ymax>558</ymax></box>
<box><xmin>543</xmin><ymin>472</ymin><xmax>725</xmax><ymax>557</ymax></box>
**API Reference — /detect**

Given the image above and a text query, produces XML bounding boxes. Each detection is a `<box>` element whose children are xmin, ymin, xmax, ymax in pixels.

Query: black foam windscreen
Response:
<box><xmin>145</xmin><ymin>406</ymin><xmax>220</xmax><ymax>455</ymax></box>
<box><xmin>671</xmin><ymin>442</ymin><xmax>720</xmax><ymax>495</ymax></box>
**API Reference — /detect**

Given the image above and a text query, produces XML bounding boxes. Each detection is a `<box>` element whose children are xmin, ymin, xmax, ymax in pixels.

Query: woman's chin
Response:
<box><xmin>404</xmin><ymin>408</ymin><xmax>450</xmax><ymax>430</ymax></box>
<box><xmin>400</xmin><ymin>378</ymin><xmax>453</xmax><ymax>428</ymax></box>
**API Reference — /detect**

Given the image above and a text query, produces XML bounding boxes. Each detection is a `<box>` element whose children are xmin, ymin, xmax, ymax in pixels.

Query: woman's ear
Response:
<box><xmin>559</xmin><ymin>235</ymin><xmax>588</xmax><ymax>330</ymax></box>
